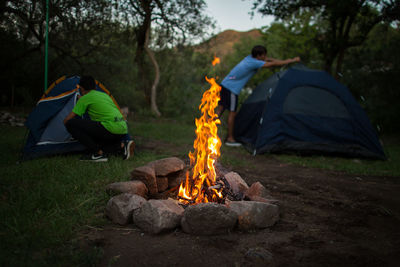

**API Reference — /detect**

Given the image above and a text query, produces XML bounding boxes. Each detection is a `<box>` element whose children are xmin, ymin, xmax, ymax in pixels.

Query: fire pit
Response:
<box><xmin>105</xmin><ymin>158</ymin><xmax>279</xmax><ymax>235</ymax></box>
<box><xmin>104</xmin><ymin>57</ymin><xmax>280</xmax><ymax>235</ymax></box>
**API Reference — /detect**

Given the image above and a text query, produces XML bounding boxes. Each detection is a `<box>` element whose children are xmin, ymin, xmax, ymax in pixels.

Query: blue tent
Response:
<box><xmin>23</xmin><ymin>76</ymin><xmax>122</xmax><ymax>160</ymax></box>
<box><xmin>234</xmin><ymin>65</ymin><xmax>386</xmax><ymax>160</ymax></box>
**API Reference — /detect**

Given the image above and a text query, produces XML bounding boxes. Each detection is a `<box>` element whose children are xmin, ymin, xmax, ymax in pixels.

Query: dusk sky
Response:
<box><xmin>204</xmin><ymin>0</ymin><xmax>274</xmax><ymax>33</ymax></box>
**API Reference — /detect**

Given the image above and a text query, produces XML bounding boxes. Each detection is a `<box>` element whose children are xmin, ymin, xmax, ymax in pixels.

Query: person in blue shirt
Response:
<box><xmin>217</xmin><ymin>45</ymin><xmax>300</xmax><ymax>147</ymax></box>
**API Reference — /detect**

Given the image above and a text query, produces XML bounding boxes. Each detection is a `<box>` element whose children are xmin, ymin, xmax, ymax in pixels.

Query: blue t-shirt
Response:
<box><xmin>221</xmin><ymin>55</ymin><xmax>265</xmax><ymax>95</ymax></box>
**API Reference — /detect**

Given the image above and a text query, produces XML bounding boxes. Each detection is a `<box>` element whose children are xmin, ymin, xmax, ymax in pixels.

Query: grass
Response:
<box><xmin>1</xmin><ymin>116</ymin><xmax>399</xmax><ymax>266</ymax></box>
<box><xmin>0</xmin><ymin>123</ymin><xmax>169</xmax><ymax>266</ymax></box>
<box><xmin>273</xmin><ymin>138</ymin><xmax>400</xmax><ymax>176</ymax></box>
<box><xmin>130</xmin><ymin>117</ymin><xmax>195</xmax><ymax>146</ymax></box>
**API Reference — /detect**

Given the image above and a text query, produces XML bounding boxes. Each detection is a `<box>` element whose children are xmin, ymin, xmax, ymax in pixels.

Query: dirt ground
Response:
<box><xmin>88</xmin><ymin>141</ymin><xmax>400</xmax><ymax>267</ymax></box>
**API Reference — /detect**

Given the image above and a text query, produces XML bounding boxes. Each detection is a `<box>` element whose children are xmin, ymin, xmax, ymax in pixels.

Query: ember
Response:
<box><xmin>211</xmin><ymin>56</ymin><xmax>220</xmax><ymax>66</ymax></box>
<box><xmin>178</xmin><ymin>58</ymin><xmax>224</xmax><ymax>205</ymax></box>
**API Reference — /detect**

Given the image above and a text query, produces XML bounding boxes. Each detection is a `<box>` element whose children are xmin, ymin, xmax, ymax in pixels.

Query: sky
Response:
<box><xmin>204</xmin><ymin>0</ymin><xmax>275</xmax><ymax>33</ymax></box>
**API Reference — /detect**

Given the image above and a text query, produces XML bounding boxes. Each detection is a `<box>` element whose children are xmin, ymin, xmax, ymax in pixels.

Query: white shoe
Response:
<box><xmin>123</xmin><ymin>140</ymin><xmax>135</xmax><ymax>160</ymax></box>
<box><xmin>225</xmin><ymin>141</ymin><xmax>242</xmax><ymax>147</ymax></box>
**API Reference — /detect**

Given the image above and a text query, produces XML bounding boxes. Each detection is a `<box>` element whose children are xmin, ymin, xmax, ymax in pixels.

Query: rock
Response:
<box><xmin>106</xmin><ymin>181</ymin><xmax>148</xmax><ymax>198</ymax></box>
<box><xmin>131</xmin><ymin>165</ymin><xmax>158</xmax><ymax>196</ymax></box>
<box><xmin>168</xmin><ymin>169</ymin><xmax>187</xmax><ymax>189</ymax></box>
<box><xmin>226</xmin><ymin>201</ymin><xmax>279</xmax><ymax>230</ymax></box>
<box><xmin>105</xmin><ymin>193</ymin><xmax>147</xmax><ymax>225</ymax></box>
<box><xmin>245</xmin><ymin>182</ymin><xmax>271</xmax><ymax>199</ymax></box>
<box><xmin>133</xmin><ymin>199</ymin><xmax>184</xmax><ymax>234</ymax></box>
<box><xmin>0</xmin><ymin>111</ymin><xmax>26</xmax><ymax>127</ymax></box>
<box><xmin>149</xmin><ymin>157</ymin><xmax>185</xmax><ymax>176</ymax></box>
<box><xmin>215</xmin><ymin>162</ymin><xmax>230</xmax><ymax>177</ymax></box>
<box><xmin>224</xmin><ymin>172</ymin><xmax>249</xmax><ymax>195</ymax></box>
<box><xmin>181</xmin><ymin>203</ymin><xmax>237</xmax><ymax>235</ymax></box>
<box><xmin>157</xmin><ymin>176</ymin><xmax>169</xmax><ymax>192</ymax></box>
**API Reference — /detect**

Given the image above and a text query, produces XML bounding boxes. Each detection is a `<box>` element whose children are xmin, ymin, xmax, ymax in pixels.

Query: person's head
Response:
<box><xmin>79</xmin><ymin>75</ymin><xmax>96</xmax><ymax>94</ymax></box>
<box><xmin>251</xmin><ymin>45</ymin><xmax>267</xmax><ymax>60</ymax></box>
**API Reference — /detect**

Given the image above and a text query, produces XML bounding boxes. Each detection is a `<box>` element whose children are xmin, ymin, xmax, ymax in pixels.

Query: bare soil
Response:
<box><xmin>89</xmin><ymin>141</ymin><xmax>400</xmax><ymax>267</ymax></box>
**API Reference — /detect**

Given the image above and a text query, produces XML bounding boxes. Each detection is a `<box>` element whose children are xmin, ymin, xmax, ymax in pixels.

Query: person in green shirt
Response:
<box><xmin>63</xmin><ymin>75</ymin><xmax>134</xmax><ymax>162</ymax></box>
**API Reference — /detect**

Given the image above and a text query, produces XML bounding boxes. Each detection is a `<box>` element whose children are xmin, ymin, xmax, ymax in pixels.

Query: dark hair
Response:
<box><xmin>79</xmin><ymin>75</ymin><xmax>96</xmax><ymax>90</ymax></box>
<box><xmin>251</xmin><ymin>45</ymin><xmax>267</xmax><ymax>58</ymax></box>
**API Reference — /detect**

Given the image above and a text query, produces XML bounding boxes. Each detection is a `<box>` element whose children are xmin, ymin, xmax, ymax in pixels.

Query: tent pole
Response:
<box><xmin>44</xmin><ymin>0</ymin><xmax>49</xmax><ymax>92</ymax></box>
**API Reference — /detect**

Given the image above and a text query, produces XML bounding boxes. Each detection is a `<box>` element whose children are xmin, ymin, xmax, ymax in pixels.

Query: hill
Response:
<box><xmin>195</xmin><ymin>29</ymin><xmax>263</xmax><ymax>58</ymax></box>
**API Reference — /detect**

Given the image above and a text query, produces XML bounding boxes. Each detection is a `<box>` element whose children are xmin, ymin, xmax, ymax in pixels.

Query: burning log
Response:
<box><xmin>178</xmin><ymin>175</ymin><xmax>244</xmax><ymax>205</ymax></box>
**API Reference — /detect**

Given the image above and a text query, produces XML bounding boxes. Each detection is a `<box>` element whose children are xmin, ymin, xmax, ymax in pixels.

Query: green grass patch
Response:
<box><xmin>130</xmin><ymin>118</ymin><xmax>195</xmax><ymax>146</ymax></box>
<box><xmin>219</xmin><ymin>146</ymin><xmax>251</xmax><ymax>168</ymax></box>
<box><xmin>273</xmin><ymin>138</ymin><xmax>400</xmax><ymax>176</ymax></box>
<box><xmin>0</xmin><ymin>124</ymin><xmax>165</xmax><ymax>266</ymax></box>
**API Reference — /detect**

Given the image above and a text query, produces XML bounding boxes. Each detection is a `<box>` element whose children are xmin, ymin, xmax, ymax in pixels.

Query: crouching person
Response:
<box><xmin>63</xmin><ymin>75</ymin><xmax>134</xmax><ymax>162</ymax></box>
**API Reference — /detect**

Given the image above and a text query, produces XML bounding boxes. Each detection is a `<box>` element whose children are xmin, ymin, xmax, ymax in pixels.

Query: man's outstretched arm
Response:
<box><xmin>263</xmin><ymin>57</ymin><xmax>300</xmax><ymax>68</ymax></box>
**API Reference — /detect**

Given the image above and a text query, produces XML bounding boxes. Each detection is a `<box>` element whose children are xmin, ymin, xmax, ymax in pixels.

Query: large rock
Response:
<box><xmin>245</xmin><ymin>182</ymin><xmax>271</xmax><ymax>199</ymax></box>
<box><xmin>168</xmin><ymin>169</ymin><xmax>187</xmax><ymax>189</ymax></box>
<box><xmin>131</xmin><ymin>165</ymin><xmax>158</xmax><ymax>196</ymax></box>
<box><xmin>224</xmin><ymin>172</ymin><xmax>249</xmax><ymax>195</ymax></box>
<box><xmin>226</xmin><ymin>201</ymin><xmax>279</xmax><ymax>230</ymax></box>
<box><xmin>215</xmin><ymin>162</ymin><xmax>230</xmax><ymax>177</ymax></box>
<box><xmin>149</xmin><ymin>157</ymin><xmax>185</xmax><ymax>176</ymax></box>
<box><xmin>181</xmin><ymin>203</ymin><xmax>237</xmax><ymax>235</ymax></box>
<box><xmin>106</xmin><ymin>181</ymin><xmax>148</xmax><ymax>198</ymax></box>
<box><xmin>133</xmin><ymin>199</ymin><xmax>184</xmax><ymax>234</ymax></box>
<box><xmin>105</xmin><ymin>193</ymin><xmax>147</xmax><ymax>225</ymax></box>
<box><xmin>156</xmin><ymin>176</ymin><xmax>169</xmax><ymax>192</ymax></box>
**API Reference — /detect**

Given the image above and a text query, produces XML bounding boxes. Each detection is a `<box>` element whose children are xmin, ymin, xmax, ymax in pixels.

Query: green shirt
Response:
<box><xmin>72</xmin><ymin>90</ymin><xmax>127</xmax><ymax>134</ymax></box>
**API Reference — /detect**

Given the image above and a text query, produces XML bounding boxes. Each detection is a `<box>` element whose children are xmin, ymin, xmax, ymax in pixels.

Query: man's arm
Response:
<box><xmin>263</xmin><ymin>57</ymin><xmax>301</xmax><ymax>68</ymax></box>
<box><xmin>63</xmin><ymin>111</ymin><xmax>77</xmax><ymax>125</ymax></box>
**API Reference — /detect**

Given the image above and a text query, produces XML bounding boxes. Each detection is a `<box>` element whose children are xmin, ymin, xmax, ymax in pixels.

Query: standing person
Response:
<box><xmin>217</xmin><ymin>45</ymin><xmax>300</xmax><ymax>147</ymax></box>
<box><xmin>63</xmin><ymin>75</ymin><xmax>135</xmax><ymax>162</ymax></box>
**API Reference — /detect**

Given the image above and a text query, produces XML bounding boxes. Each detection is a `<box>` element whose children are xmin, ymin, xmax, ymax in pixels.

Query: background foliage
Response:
<box><xmin>0</xmin><ymin>0</ymin><xmax>399</xmax><ymax>132</ymax></box>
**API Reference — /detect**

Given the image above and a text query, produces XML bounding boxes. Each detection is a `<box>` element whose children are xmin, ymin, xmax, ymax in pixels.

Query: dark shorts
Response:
<box><xmin>218</xmin><ymin>85</ymin><xmax>238</xmax><ymax>112</ymax></box>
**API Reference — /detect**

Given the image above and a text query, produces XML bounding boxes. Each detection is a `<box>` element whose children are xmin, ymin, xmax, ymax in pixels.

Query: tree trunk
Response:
<box><xmin>143</xmin><ymin>25</ymin><xmax>161</xmax><ymax>116</ymax></box>
<box><xmin>335</xmin><ymin>48</ymin><xmax>346</xmax><ymax>80</ymax></box>
<box><xmin>145</xmin><ymin>46</ymin><xmax>161</xmax><ymax>117</ymax></box>
<box><xmin>324</xmin><ymin>54</ymin><xmax>335</xmax><ymax>75</ymax></box>
<box><xmin>135</xmin><ymin>27</ymin><xmax>151</xmax><ymax>104</ymax></box>
<box><xmin>134</xmin><ymin>1</ymin><xmax>152</xmax><ymax>104</ymax></box>
<box><xmin>11</xmin><ymin>82</ymin><xmax>14</xmax><ymax>108</ymax></box>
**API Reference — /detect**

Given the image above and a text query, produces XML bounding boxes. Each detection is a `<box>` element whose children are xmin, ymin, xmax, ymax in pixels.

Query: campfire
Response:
<box><xmin>178</xmin><ymin>56</ymin><xmax>239</xmax><ymax>205</ymax></box>
<box><xmin>178</xmin><ymin>75</ymin><xmax>223</xmax><ymax>204</ymax></box>
<box><xmin>104</xmin><ymin>56</ymin><xmax>280</xmax><ymax>235</ymax></box>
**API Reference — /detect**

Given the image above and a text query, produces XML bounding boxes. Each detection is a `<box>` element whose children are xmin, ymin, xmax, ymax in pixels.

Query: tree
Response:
<box><xmin>342</xmin><ymin>23</ymin><xmax>400</xmax><ymax>133</ymax></box>
<box><xmin>251</xmin><ymin>0</ymin><xmax>399</xmax><ymax>78</ymax></box>
<box><xmin>261</xmin><ymin>12</ymin><xmax>322</xmax><ymax>68</ymax></box>
<box><xmin>1</xmin><ymin>0</ymin><xmax>115</xmax><ymax>101</ymax></box>
<box><xmin>120</xmin><ymin>0</ymin><xmax>214</xmax><ymax>116</ymax></box>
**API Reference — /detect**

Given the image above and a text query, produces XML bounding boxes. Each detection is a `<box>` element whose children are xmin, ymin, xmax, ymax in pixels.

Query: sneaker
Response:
<box><xmin>80</xmin><ymin>153</ymin><xmax>108</xmax><ymax>162</ymax></box>
<box><xmin>225</xmin><ymin>141</ymin><xmax>242</xmax><ymax>147</ymax></box>
<box><xmin>123</xmin><ymin>140</ymin><xmax>135</xmax><ymax>160</ymax></box>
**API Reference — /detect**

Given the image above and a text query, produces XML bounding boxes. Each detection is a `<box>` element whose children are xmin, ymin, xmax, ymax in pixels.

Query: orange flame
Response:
<box><xmin>178</xmin><ymin>71</ymin><xmax>223</xmax><ymax>204</ymax></box>
<box><xmin>212</xmin><ymin>56</ymin><xmax>220</xmax><ymax>66</ymax></box>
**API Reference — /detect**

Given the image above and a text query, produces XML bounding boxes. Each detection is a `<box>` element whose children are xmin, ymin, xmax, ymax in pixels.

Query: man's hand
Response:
<box><xmin>292</xmin><ymin>57</ymin><xmax>301</xmax><ymax>63</ymax></box>
<box><xmin>63</xmin><ymin>111</ymin><xmax>76</xmax><ymax>125</ymax></box>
